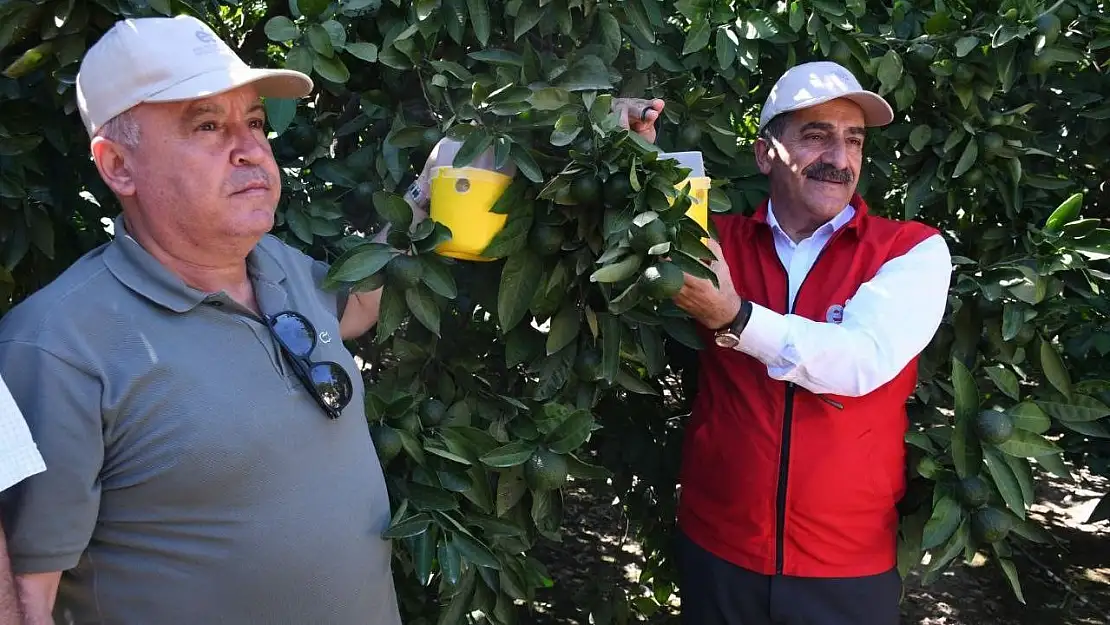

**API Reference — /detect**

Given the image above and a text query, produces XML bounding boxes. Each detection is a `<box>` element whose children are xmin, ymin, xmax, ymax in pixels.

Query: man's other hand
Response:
<box><xmin>613</xmin><ymin>98</ymin><xmax>665</xmax><ymax>144</ymax></box>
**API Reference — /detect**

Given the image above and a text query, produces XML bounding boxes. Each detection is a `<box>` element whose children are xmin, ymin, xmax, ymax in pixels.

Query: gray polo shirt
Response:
<box><xmin>0</xmin><ymin>216</ymin><xmax>401</xmax><ymax>625</ymax></box>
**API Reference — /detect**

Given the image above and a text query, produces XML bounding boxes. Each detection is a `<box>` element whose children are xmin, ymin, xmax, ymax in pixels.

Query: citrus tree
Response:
<box><xmin>3</xmin><ymin>0</ymin><xmax>1110</xmax><ymax>622</ymax></box>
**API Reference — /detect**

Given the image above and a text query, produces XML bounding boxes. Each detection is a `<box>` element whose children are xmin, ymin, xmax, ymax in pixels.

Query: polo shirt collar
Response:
<box><xmin>103</xmin><ymin>215</ymin><xmax>287</xmax><ymax>314</ymax></box>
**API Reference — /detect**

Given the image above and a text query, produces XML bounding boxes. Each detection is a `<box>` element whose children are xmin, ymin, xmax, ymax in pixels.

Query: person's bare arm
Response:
<box><xmin>337</xmin><ymin>201</ymin><xmax>428</xmax><ymax>341</ymax></box>
<box><xmin>13</xmin><ymin>572</ymin><xmax>58</xmax><ymax>625</ymax></box>
<box><xmin>0</xmin><ymin>519</ymin><xmax>19</xmax><ymax>625</ymax></box>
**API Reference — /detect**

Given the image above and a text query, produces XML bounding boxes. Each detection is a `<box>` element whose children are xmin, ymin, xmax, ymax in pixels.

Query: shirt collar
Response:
<box><xmin>103</xmin><ymin>214</ymin><xmax>287</xmax><ymax>313</ymax></box>
<box><xmin>765</xmin><ymin>199</ymin><xmax>856</xmax><ymax>242</ymax></box>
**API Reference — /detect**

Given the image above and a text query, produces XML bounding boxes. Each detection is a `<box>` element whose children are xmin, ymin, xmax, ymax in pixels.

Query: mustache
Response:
<box><xmin>228</xmin><ymin>169</ymin><xmax>274</xmax><ymax>193</ymax></box>
<box><xmin>802</xmin><ymin>162</ymin><xmax>854</xmax><ymax>184</ymax></box>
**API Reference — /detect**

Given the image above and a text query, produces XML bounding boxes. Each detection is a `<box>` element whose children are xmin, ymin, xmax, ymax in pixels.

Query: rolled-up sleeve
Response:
<box><xmin>0</xmin><ymin>340</ymin><xmax>103</xmax><ymax>574</ymax></box>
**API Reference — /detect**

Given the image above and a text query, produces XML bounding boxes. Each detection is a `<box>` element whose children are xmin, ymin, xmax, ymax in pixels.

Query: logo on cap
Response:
<box><xmin>195</xmin><ymin>29</ymin><xmax>216</xmax><ymax>43</ymax></box>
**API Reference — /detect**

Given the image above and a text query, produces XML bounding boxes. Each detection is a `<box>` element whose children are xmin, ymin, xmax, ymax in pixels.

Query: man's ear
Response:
<box><xmin>754</xmin><ymin>137</ymin><xmax>775</xmax><ymax>175</ymax></box>
<box><xmin>90</xmin><ymin>137</ymin><xmax>137</xmax><ymax>198</ymax></box>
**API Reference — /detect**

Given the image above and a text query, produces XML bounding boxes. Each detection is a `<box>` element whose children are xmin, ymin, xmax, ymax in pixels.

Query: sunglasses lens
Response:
<box><xmin>310</xmin><ymin>362</ymin><xmax>353</xmax><ymax>411</ymax></box>
<box><xmin>271</xmin><ymin>312</ymin><xmax>315</xmax><ymax>357</ymax></box>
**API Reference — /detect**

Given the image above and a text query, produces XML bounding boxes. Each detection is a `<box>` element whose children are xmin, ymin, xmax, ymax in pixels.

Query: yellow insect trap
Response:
<box><xmin>427</xmin><ymin>138</ymin><xmax>518</xmax><ymax>262</ymax></box>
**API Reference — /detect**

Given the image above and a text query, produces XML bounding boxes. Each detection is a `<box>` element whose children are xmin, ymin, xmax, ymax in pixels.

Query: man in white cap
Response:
<box><xmin>0</xmin><ymin>14</ymin><xmax>664</xmax><ymax>625</ymax></box>
<box><xmin>671</xmin><ymin>61</ymin><xmax>952</xmax><ymax>624</ymax></box>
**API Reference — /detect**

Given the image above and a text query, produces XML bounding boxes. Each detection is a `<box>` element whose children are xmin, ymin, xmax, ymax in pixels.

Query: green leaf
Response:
<box><xmin>926</xmin><ymin>518</ymin><xmax>969</xmax><ymax>573</ymax></box>
<box><xmin>550</xmin><ymin>113</ymin><xmax>582</xmax><ymax>147</ymax></box>
<box><xmin>265</xmin><ymin>16</ymin><xmax>300</xmax><ymax>41</ymax></box>
<box><xmin>513</xmin><ymin>1</ymin><xmax>546</xmax><ymax>40</ymax></box>
<box><xmin>327</xmin><ymin>243</ymin><xmax>396</xmax><ymax>283</ymax></box>
<box><xmin>1044</xmin><ymin>192</ymin><xmax>1082</xmax><ymax>232</ymax></box>
<box><xmin>615</xmin><ymin>368</ymin><xmax>657</xmax><ymax>395</ymax></box>
<box><xmin>715</xmin><ymin>26</ymin><xmax>737</xmax><ymax>69</ymax></box>
<box><xmin>313</xmin><ymin>54</ymin><xmax>351</xmax><ymax>83</ymax></box>
<box><xmin>1034</xmin><ymin>453</ymin><xmax>1071</xmax><ymax>480</ymax></box>
<box><xmin>467</xmin><ymin>0</ymin><xmax>491</xmax><ymax>45</ymax></box>
<box><xmin>498</xmin><ymin>250</ymin><xmax>542</xmax><ymax>331</ymax></box>
<box><xmin>345</xmin><ymin>41</ymin><xmax>378</xmax><ymax>62</ymax></box>
<box><xmin>922</xmin><ymin>495</ymin><xmax>962</xmax><ymax>550</ymax></box>
<box><xmin>480</xmin><ymin>440</ymin><xmax>538</xmax><ymax>468</ymax></box>
<box><xmin>546</xmin><ymin>303</ymin><xmax>580</xmax><ymax>355</ymax></box>
<box><xmin>264</xmin><ymin>98</ymin><xmax>297</xmax><ymax>135</ymax></box>
<box><xmin>557</xmin><ymin>55</ymin><xmax>613</xmax><ymax>91</ymax></box>
<box><xmin>468</xmin><ymin>49</ymin><xmax>524</xmax><ymax>66</ymax></box>
<box><xmin>1009</xmin><ymin>402</ymin><xmax>1051</xmax><ymax>433</ymax></box>
<box><xmin>669</xmin><ymin>251</ymin><xmax>716</xmax><ymax>283</ymax></box>
<box><xmin>736</xmin><ymin>9</ymin><xmax>779</xmax><ymax>39</ymax></box>
<box><xmin>955</xmin><ymin>36</ymin><xmax>978</xmax><ymax>57</ymax></box>
<box><xmin>682</xmin><ymin>18</ymin><xmax>712</xmax><ymax>55</ymax></box>
<box><xmin>285</xmin><ymin>45</ymin><xmax>314</xmax><ymax>75</ymax></box>
<box><xmin>1039</xmin><ymin>339</ymin><xmax>1071</xmax><ymax>398</ymax></box>
<box><xmin>451</xmin><ymin>533</ymin><xmax>501</xmax><ymax>569</ymax></box>
<box><xmin>1003</xmin><ymin>454</ymin><xmax>1034</xmax><ymax>506</ymax></box>
<box><xmin>590</xmin><ymin>254</ymin><xmax>642</xmax><ymax>283</ymax></box>
<box><xmin>876</xmin><ymin>50</ymin><xmax>903</xmax><ymax>95</ymax></box>
<box><xmin>510</xmin><ymin>143</ymin><xmax>543</xmax><ymax>183</ymax></box>
<box><xmin>375</xmin><ymin>285</ymin><xmax>406</xmax><ymax>342</ymax></box>
<box><xmin>951</xmin><ymin>138</ymin><xmax>978</xmax><ymax>178</ymax></box>
<box><xmin>985</xmin><ymin>365</ymin><xmax>1020</xmax><ymax>400</ymax></box>
<box><xmin>908</xmin><ymin>125</ymin><xmax>932</xmax><ymax>151</ymax></box>
<box><xmin>495</xmin><ymin>467</ymin><xmax>527</xmax><ymax>516</ymax></box>
<box><xmin>598</xmin><ymin>10</ymin><xmax>622</xmax><ymax>61</ymax></box>
<box><xmin>438</xmin><ymin>541</ymin><xmax>462</xmax><ymax>586</ymax></box>
<box><xmin>407</xmin><ymin>483</ymin><xmax>458</xmax><ymax>511</ymax></box>
<box><xmin>984</xmin><ymin>446</ymin><xmax>1026</xmax><ymax>519</ymax></box>
<box><xmin>382</xmin><ymin>513</ymin><xmax>433</xmax><ymax>538</ymax></box>
<box><xmin>405</xmin><ymin>285</ymin><xmax>441</xmax><ymax>336</ymax></box>
<box><xmin>546</xmin><ymin>409</ymin><xmax>594</xmax><ymax>454</ymax></box>
<box><xmin>453</xmin><ymin>129</ymin><xmax>493</xmax><ymax>168</ymax></box>
<box><xmin>420</xmin><ymin>259</ymin><xmax>457</xmax><ymax>299</ymax></box>
<box><xmin>1059</xmin><ymin>419</ymin><xmax>1110</xmax><ymax>438</ymax></box>
<box><xmin>992</xmin><ymin>25</ymin><xmax>1024</xmax><ymax>49</ymax></box>
<box><xmin>321</xmin><ymin>19</ymin><xmax>346</xmax><ymax>49</ymax></box>
<box><xmin>997</xmin><ymin>557</ymin><xmax>1026</xmax><ymax>604</ymax></box>
<box><xmin>373</xmin><ymin>191</ymin><xmax>413</xmax><ymax>229</ymax></box>
<box><xmin>1036</xmin><ymin>395</ymin><xmax>1110</xmax><ymax>422</ymax></box>
<box><xmin>307</xmin><ymin>24</ymin><xmax>335</xmax><ymax>57</ymax></box>
<box><xmin>482</xmin><ymin>203</ymin><xmax>533</xmax><ymax>258</ymax></box>
<box><xmin>661</xmin><ymin>316</ymin><xmax>703</xmax><ymax>350</ymax></box>
<box><xmin>530</xmin><ymin>87</ymin><xmax>570</xmax><ymax>111</ymax></box>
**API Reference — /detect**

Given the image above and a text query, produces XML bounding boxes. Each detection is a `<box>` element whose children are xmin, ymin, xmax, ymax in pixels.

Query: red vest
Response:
<box><xmin>677</xmin><ymin>194</ymin><xmax>938</xmax><ymax>578</ymax></box>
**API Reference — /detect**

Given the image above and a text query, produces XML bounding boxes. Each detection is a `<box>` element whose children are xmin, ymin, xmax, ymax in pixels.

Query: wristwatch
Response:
<box><xmin>713</xmin><ymin>300</ymin><xmax>753</xmax><ymax>350</ymax></box>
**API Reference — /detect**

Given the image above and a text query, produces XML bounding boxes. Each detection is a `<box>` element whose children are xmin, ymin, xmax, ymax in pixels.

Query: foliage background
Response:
<box><xmin>2</xmin><ymin>0</ymin><xmax>1110</xmax><ymax>622</ymax></box>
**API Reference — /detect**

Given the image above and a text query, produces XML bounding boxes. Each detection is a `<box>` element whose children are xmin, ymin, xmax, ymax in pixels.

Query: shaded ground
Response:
<box><xmin>527</xmin><ymin>466</ymin><xmax>1110</xmax><ymax>624</ymax></box>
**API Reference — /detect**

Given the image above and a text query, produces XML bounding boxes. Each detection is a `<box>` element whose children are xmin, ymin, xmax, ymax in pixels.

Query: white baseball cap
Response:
<box><xmin>76</xmin><ymin>15</ymin><xmax>313</xmax><ymax>137</ymax></box>
<box><xmin>759</xmin><ymin>61</ymin><xmax>893</xmax><ymax>131</ymax></box>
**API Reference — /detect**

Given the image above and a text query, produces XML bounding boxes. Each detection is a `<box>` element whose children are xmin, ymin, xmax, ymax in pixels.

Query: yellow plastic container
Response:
<box><xmin>430</xmin><ymin>166</ymin><xmax>514</xmax><ymax>262</ymax></box>
<box><xmin>679</xmin><ymin>176</ymin><xmax>710</xmax><ymax>236</ymax></box>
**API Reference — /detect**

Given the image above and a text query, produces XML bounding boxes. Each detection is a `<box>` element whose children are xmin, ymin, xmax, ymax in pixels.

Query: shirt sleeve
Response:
<box><xmin>735</xmin><ymin>234</ymin><xmax>953</xmax><ymax>397</ymax></box>
<box><xmin>0</xmin><ymin>340</ymin><xmax>103</xmax><ymax>574</ymax></box>
<box><xmin>0</xmin><ymin>375</ymin><xmax>45</xmax><ymax>493</ymax></box>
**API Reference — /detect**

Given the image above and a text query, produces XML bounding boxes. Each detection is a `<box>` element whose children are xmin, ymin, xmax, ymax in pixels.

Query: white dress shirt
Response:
<box><xmin>735</xmin><ymin>201</ymin><xmax>953</xmax><ymax>397</ymax></box>
<box><xmin>0</xmin><ymin>374</ymin><xmax>45</xmax><ymax>492</ymax></box>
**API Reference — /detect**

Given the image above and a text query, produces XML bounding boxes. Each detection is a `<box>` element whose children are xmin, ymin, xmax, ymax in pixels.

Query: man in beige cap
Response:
<box><xmin>670</xmin><ymin>61</ymin><xmax>952</xmax><ymax>624</ymax></box>
<box><xmin>0</xmin><ymin>14</ymin><xmax>664</xmax><ymax>625</ymax></box>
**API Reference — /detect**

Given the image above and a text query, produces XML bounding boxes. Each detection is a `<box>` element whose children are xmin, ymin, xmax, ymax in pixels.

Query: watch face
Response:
<box><xmin>714</xmin><ymin>333</ymin><xmax>740</xmax><ymax>349</ymax></box>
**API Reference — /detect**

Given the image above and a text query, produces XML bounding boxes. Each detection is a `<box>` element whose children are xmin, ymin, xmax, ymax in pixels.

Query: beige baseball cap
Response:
<box><xmin>76</xmin><ymin>15</ymin><xmax>313</xmax><ymax>137</ymax></box>
<box><xmin>759</xmin><ymin>61</ymin><xmax>893</xmax><ymax>131</ymax></box>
